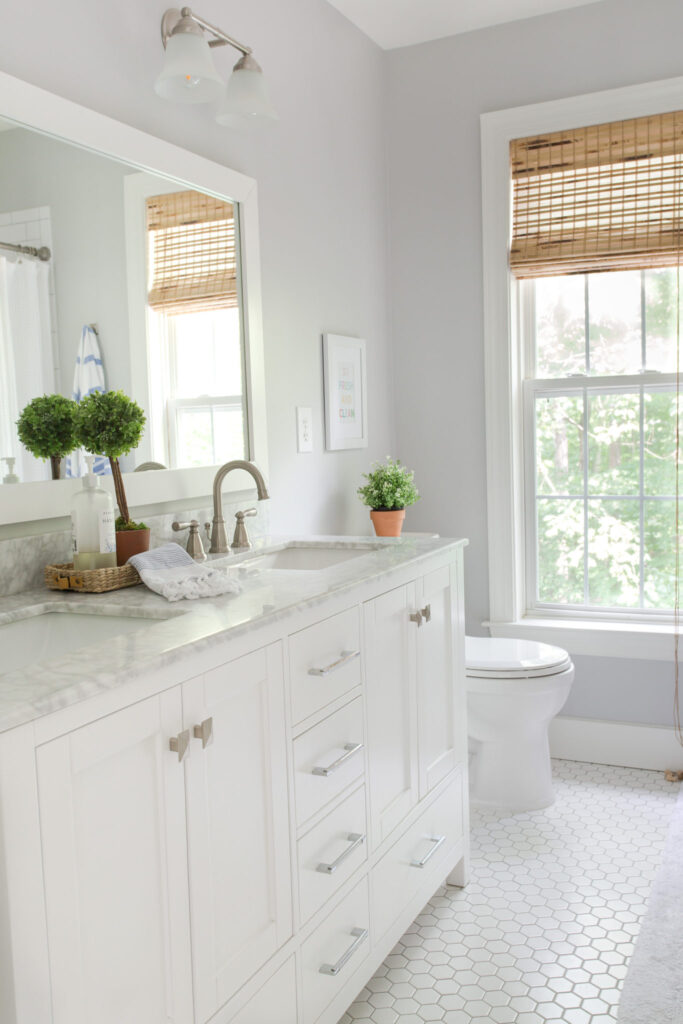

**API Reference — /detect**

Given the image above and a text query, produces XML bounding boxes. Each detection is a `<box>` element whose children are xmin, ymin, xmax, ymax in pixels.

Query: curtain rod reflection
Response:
<box><xmin>0</xmin><ymin>240</ymin><xmax>51</xmax><ymax>261</ymax></box>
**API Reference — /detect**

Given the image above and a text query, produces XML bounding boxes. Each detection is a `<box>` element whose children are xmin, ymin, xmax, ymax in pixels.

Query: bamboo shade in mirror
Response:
<box><xmin>510</xmin><ymin>111</ymin><xmax>683</xmax><ymax>277</ymax></box>
<box><xmin>146</xmin><ymin>189</ymin><xmax>238</xmax><ymax>312</ymax></box>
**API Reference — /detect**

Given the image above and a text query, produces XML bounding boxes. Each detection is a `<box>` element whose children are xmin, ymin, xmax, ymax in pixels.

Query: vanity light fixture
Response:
<box><xmin>155</xmin><ymin>7</ymin><xmax>277</xmax><ymax>122</ymax></box>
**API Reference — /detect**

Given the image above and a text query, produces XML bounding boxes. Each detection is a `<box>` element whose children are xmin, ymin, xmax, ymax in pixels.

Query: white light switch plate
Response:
<box><xmin>296</xmin><ymin>406</ymin><xmax>313</xmax><ymax>452</ymax></box>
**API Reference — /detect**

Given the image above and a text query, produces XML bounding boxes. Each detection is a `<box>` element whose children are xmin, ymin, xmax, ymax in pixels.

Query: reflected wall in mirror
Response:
<box><xmin>0</xmin><ymin>118</ymin><xmax>248</xmax><ymax>482</ymax></box>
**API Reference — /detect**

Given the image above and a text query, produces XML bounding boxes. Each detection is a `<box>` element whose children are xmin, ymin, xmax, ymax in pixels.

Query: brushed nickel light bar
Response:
<box><xmin>155</xmin><ymin>7</ymin><xmax>277</xmax><ymax>123</ymax></box>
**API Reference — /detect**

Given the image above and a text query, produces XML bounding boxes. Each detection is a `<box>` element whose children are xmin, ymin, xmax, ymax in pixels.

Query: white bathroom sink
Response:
<box><xmin>233</xmin><ymin>542</ymin><xmax>381</xmax><ymax>573</ymax></box>
<box><xmin>0</xmin><ymin>611</ymin><xmax>158</xmax><ymax>676</ymax></box>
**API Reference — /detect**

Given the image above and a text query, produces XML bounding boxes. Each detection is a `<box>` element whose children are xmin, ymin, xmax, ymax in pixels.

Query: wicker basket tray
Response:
<box><xmin>45</xmin><ymin>562</ymin><xmax>141</xmax><ymax>593</ymax></box>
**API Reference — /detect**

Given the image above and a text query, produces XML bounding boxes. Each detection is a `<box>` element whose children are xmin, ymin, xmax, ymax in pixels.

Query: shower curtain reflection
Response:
<box><xmin>0</xmin><ymin>255</ymin><xmax>54</xmax><ymax>482</ymax></box>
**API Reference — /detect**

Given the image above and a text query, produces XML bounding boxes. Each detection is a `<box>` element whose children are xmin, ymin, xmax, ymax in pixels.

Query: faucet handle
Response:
<box><xmin>172</xmin><ymin>520</ymin><xmax>206</xmax><ymax>561</ymax></box>
<box><xmin>231</xmin><ymin>508</ymin><xmax>257</xmax><ymax>551</ymax></box>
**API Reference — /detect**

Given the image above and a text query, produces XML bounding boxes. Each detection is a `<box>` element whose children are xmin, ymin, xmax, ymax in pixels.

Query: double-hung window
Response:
<box><xmin>145</xmin><ymin>189</ymin><xmax>247</xmax><ymax>469</ymax></box>
<box><xmin>505</xmin><ymin>109</ymin><xmax>682</xmax><ymax>623</ymax></box>
<box><xmin>521</xmin><ymin>269</ymin><xmax>677</xmax><ymax>614</ymax></box>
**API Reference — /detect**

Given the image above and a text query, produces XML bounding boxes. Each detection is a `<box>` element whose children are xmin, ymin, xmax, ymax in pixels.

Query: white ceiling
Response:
<box><xmin>325</xmin><ymin>0</ymin><xmax>606</xmax><ymax>50</ymax></box>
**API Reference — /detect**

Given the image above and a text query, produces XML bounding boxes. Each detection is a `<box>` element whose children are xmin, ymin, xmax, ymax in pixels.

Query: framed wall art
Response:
<box><xmin>322</xmin><ymin>333</ymin><xmax>368</xmax><ymax>451</ymax></box>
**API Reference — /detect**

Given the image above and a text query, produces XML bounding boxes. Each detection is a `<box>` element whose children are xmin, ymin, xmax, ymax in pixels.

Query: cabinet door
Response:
<box><xmin>364</xmin><ymin>583</ymin><xmax>419</xmax><ymax>848</ymax></box>
<box><xmin>417</xmin><ymin>564</ymin><xmax>460</xmax><ymax>797</ymax></box>
<box><xmin>36</xmin><ymin>690</ymin><xmax>193</xmax><ymax>1024</ymax></box>
<box><xmin>183</xmin><ymin>644</ymin><xmax>292</xmax><ymax>1024</ymax></box>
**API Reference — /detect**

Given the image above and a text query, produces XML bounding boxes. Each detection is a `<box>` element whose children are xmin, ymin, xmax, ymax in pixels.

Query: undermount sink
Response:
<box><xmin>0</xmin><ymin>611</ymin><xmax>162</xmax><ymax>676</ymax></box>
<box><xmin>233</xmin><ymin>542</ymin><xmax>382</xmax><ymax>573</ymax></box>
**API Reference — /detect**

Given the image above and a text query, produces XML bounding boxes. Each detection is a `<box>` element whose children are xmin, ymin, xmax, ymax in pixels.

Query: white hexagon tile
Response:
<box><xmin>339</xmin><ymin>759</ymin><xmax>679</xmax><ymax>1024</ymax></box>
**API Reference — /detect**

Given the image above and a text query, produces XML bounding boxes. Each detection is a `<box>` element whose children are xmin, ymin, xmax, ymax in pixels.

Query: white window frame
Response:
<box><xmin>481</xmin><ymin>76</ymin><xmax>683</xmax><ymax>660</ymax></box>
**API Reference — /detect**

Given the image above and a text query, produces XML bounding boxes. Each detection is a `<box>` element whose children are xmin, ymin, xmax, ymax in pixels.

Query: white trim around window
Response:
<box><xmin>480</xmin><ymin>75</ymin><xmax>683</xmax><ymax>659</ymax></box>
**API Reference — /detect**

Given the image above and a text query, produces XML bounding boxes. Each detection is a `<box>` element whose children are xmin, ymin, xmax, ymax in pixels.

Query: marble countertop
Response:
<box><xmin>0</xmin><ymin>534</ymin><xmax>466</xmax><ymax>735</ymax></box>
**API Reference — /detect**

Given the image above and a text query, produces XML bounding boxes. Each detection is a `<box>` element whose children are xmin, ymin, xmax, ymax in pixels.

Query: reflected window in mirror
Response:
<box><xmin>143</xmin><ymin>189</ymin><xmax>248</xmax><ymax>469</ymax></box>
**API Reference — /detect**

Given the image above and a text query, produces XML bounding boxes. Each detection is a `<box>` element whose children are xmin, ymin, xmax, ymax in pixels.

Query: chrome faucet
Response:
<box><xmin>210</xmin><ymin>459</ymin><xmax>269</xmax><ymax>553</ymax></box>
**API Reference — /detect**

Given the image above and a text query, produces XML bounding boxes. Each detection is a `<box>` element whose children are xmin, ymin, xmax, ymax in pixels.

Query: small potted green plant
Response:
<box><xmin>16</xmin><ymin>394</ymin><xmax>78</xmax><ymax>480</ymax></box>
<box><xmin>357</xmin><ymin>456</ymin><xmax>419</xmax><ymax>537</ymax></box>
<box><xmin>75</xmin><ymin>390</ymin><xmax>149</xmax><ymax>564</ymax></box>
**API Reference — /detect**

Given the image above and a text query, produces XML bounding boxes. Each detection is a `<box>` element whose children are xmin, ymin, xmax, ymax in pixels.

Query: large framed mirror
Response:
<box><xmin>0</xmin><ymin>71</ymin><xmax>267</xmax><ymax>527</ymax></box>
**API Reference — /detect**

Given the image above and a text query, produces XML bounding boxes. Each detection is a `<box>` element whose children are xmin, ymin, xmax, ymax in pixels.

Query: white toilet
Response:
<box><xmin>465</xmin><ymin>636</ymin><xmax>574</xmax><ymax>812</ymax></box>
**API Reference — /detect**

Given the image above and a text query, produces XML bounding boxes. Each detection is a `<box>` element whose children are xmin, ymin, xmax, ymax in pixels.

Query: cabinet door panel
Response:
<box><xmin>184</xmin><ymin>644</ymin><xmax>292</xmax><ymax>1024</ymax></box>
<box><xmin>417</xmin><ymin>565</ymin><xmax>459</xmax><ymax>797</ymax></box>
<box><xmin>364</xmin><ymin>584</ymin><xmax>418</xmax><ymax>848</ymax></box>
<box><xmin>36</xmin><ymin>691</ymin><xmax>192</xmax><ymax>1024</ymax></box>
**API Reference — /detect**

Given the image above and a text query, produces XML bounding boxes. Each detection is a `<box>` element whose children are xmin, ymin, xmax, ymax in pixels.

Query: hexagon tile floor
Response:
<box><xmin>339</xmin><ymin>759</ymin><xmax>680</xmax><ymax>1024</ymax></box>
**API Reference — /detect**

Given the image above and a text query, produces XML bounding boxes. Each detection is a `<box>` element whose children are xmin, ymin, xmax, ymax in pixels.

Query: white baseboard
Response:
<box><xmin>549</xmin><ymin>716</ymin><xmax>683</xmax><ymax>772</ymax></box>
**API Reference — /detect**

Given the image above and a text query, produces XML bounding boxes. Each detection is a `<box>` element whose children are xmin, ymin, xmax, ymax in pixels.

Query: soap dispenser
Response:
<box><xmin>71</xmin><ymin>456</ymin><xmax>117</xmax><ymax>569</ymax></box>
<box><xmin>2</xmin><ymin>458</ymin><xmax>19</xmax><ymax>484</ymax></box>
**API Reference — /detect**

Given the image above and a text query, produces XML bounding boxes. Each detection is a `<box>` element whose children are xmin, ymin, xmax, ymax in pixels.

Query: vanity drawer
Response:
<box><xmin>301</xmin><ymin>877</ymin><xmax>370</xmax><ymax>1023</ymax></box>
<box><xmin>372</xmin><ymin>771</ymin><xmax>464</xmax><ymax>943</ymax></box>
<box><xmin>298</xmin><ymin>785</ymin><xmax>367</xmax><ymax>924</ymax></box>
<box><xmin>293</xmin><ymin>698</ymin><xmax>365</xmax><ymax>827</ymax></box>
<box><xmin>289</xmin><ymin>608</ymin><xmax>361</xmax><ymax>725</ymax></box>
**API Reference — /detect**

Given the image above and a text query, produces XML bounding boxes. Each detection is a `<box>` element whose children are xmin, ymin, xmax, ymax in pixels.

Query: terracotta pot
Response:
<box><xmin>370</xmin><ymin>508</ymin><xmax>406</xmax><ymax>537</ymax></box>
<box><xmin>116</xmin><ymin>528</ymin><xmax>151</xmax><ymax>566</ymax></box>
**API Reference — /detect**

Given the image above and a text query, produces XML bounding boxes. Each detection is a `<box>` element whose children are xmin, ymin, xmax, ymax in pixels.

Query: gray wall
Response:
<box><xmin>385</xmin><ymin>0</ymin><xmax>681</xmax><ymax>724</ymax></box>
<box><xmin>0</xmin><ymin>0</ymin><xmax>393</xmax><ymax>538</ymax></box>
<box><xmin>0</xmin><ymin>128</ymin><xmax>136</xmax><ymax>399</ymax></box>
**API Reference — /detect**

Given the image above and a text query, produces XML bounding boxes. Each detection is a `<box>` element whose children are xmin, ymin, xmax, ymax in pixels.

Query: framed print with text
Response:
<box><xmin>322</xmin><ymin>333</ymin><xmax>368</xmax><ymax>451</ymax></box>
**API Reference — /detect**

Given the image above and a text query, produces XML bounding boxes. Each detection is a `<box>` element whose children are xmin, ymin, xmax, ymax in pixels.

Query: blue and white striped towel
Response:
<box><xmin>66</xmin><ymin>325</ymin><xmax>111</xmax><ymax>478</ymax></box>
<box><xmin>128</xmin><ymin>543</ymin><xmax>242</xmax><ymax>602</ymax></box>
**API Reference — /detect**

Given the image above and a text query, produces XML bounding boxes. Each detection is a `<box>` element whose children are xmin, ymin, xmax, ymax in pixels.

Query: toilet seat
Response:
<box><xmin>465</xmin><ymin>636</ymin><xmax>572</xmax><ymax>679</ymax></box>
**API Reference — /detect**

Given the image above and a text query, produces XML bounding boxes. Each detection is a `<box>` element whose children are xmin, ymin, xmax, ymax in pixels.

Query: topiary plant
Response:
<box><xmin>74</xmin><ymin>390</ymin><xmax>146</xmax><ymax>528</ymax></box>
<box><xmin>357</xmin><ymin>457</ymin><xmax>420</xmax><ymax>511</ymax></box>
<box><xmin>16</xmin><ymin>394</ymin><xmax>78</xmax><ymax>479</ymax></box>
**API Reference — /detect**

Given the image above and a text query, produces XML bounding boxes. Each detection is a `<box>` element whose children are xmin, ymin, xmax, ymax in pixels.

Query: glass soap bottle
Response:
<box><xmin>71</xmin><ymin>455</ymin><xmax>117</xmax><ymax>569</ymax></box>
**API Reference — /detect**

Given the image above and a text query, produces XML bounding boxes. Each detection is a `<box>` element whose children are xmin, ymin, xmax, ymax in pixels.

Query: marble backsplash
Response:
<box><xmin>0</xmin><ymin>498</ymin><xmax>271</xmax><ymax>597</ymax></box>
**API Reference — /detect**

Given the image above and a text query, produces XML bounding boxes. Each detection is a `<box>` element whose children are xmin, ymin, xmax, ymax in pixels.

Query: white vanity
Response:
<box><xmin>0</xmin><ymin>535</ymin><xmax>468</xmax><ymax>1024</ymax></box>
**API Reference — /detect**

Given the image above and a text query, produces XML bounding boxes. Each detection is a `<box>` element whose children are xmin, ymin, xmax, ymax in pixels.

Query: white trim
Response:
<box><xmin>0</xmin><ymin>71</ymin><xmax>268</xmax><ymax>526</ymax></box>
<box><xmin>488</xmin><ymin>617</ymin><xmax>676</xmax><ymax>661</ymax></box>
<box><xmin>549</xmin><ymin>715</ymin><xmax>683</xmax><ymax>772</ymax></box>
<box><xmin>481</xmin><ymin>74</ymin><xmax>683</xmax><ymax>632</ymax></box>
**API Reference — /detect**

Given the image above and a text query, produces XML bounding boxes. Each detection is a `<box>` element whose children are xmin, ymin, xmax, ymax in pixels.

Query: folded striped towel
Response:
<box><xmin>128</xmin><ymin>543</ymin><xmax>241</xmax><ymax>602</ymax></box>
<box><xmin>66</xmin><ymin>325</ymin><xmax>111</xmax><ymax>478</ymax></box>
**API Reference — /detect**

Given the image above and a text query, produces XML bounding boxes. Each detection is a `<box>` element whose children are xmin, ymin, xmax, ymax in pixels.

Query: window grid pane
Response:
<box><xmin>531</xmin><ymin>264</ymin><xmax>678</xmax><ymax>614</ymax></box>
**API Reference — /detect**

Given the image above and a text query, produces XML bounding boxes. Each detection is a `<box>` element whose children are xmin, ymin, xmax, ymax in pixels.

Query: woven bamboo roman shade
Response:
<box><xmin>510</xmin><ymin>111</ymin><xmax>683</xmax><ymax>278</ymax></box>
<box><xmin>146</xmin><ymin>190</ymin><xmax>238</xmax><ymax>312</ymax></box>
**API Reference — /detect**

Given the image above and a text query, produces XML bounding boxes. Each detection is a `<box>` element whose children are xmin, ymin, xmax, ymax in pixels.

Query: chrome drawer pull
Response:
<box><xmin>312</xmin><ymin>742</ymin><xmax>364</xmax><ymax>777</ymax></box>
<box><xmin>308</xmin><ymin>649</ymin><xmax>360</xmax><ymax>677</ymax></box>
<box><xmin>193</xmin><ymin>717</ymin><xmax>213</xmax><ymax>749</ymax></box>
<box><xmin>319</xmin><ymin>927</ymin><xmax>368</xmax><ymax>975</ymax></box>
<box><xmin>169</xmin><ymin>729</ymin><xmax>190</xmax><ymax>763</ymax></box>
<box><xmin>317</xmin><ymin>832</ymin><xmax>366</xmax><ymax>874</ymax></box>
<box><xmin>420</xmin><ymin>604</ymin><xmax>432</xmax><ymax>623</ymax></box>
<box><xmin>409</xmin><ymin>611</ymin><xmax>423</xmax><ymax>627</ymax></box>
<box><xmin>411</xmin><ymin>834</ymin><xmax>446</xmax><ymax>868</ymax></box>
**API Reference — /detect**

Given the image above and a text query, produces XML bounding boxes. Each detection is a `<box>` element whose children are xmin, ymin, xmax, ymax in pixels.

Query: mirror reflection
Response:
<box><xmin>0</xmin><ymin>119</ymin><xmax>248</xmax><ymax>483</ymax></box>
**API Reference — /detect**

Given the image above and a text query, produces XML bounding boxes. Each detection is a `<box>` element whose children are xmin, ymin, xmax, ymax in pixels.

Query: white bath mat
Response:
<box><xmin>618</xmin><ymin>780</ymin><xmax>683</xmax><ymax>1024</ymax></box>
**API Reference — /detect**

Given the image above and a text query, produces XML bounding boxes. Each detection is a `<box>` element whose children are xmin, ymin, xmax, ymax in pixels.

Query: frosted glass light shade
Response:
<box><xmin>155</xmin><ymin>32</ymin><xmax>224</xmax><ymax>104</ymax></box>
<box><xmin>216</xmin><ymin>64</ymin><xmax>278</xmax><ymax>124</ymax></box>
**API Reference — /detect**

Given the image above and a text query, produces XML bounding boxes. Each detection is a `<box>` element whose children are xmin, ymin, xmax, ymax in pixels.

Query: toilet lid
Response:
<box><xmin>465</xmin><ymin>636</ymin><xmax>571</xmax><ymax>678</ymax></box>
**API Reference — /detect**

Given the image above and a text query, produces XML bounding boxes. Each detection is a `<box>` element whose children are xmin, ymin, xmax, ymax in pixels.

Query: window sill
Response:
<box><xmin>485</xmin><ymin>617</ymin><xmax>677</xmax><ymax>662</ymax></box>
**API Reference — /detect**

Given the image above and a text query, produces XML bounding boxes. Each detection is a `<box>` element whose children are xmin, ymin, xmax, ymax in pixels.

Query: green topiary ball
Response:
<box><xmin>74</xmin><ymin>390</ymin><xmax>146</xmax><ymax>459</ymax></box>
<box><xmin>16</xmin><ymin>394</ymin><xmax>78</xmax><ymax>460</ymax></box>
